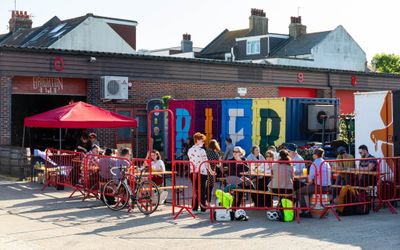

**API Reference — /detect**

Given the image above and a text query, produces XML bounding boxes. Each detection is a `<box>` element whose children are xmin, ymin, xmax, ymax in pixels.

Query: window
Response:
<box><xmin>246</xmin><ymin>39</ymin><xmax>260</xmax><ymax>55</ymax></box>
<box><xmin>116</xmin><ymin>109</ymin><xmax>133</xmax><ymax>142</ymax></box>
<box><xmin>50</xmin><ymin>23</ymin><xmax>67</xmax><ymax>34</ymax></box>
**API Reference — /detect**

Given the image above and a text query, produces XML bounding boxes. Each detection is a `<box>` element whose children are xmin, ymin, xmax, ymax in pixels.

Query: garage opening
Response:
<box><xmin>12</xmin><ymin>95</ymin><xmax>86</xmax><ymax>150</ymax></box>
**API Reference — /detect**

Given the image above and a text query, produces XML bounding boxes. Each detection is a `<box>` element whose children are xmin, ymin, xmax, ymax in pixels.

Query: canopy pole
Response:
<box><xmin>59</xmin><ymin>128</ymin><xmax>62</xmax><ymax>150</ymax></box>
<box><xmin>22</xmin><ymin>126</ymin><xmax>26</xmax><ymax>148</ymax></box>
<box><xmin>135</xmin><ymin>128</ymin><xmax>138</xmax><ymax>157</ymax></box>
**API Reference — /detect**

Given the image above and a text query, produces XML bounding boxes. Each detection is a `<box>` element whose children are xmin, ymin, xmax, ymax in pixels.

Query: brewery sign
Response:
<box><xmin>12</xmin><ymin>76</ymin><xmax>86</xmax><ymax>96</ymax></box>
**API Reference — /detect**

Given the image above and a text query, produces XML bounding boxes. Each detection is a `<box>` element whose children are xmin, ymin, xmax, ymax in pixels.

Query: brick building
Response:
<box><xmin>1</xmin><ymin>45</ymin><xmax>400</xmax><ymax>160</ymax></box>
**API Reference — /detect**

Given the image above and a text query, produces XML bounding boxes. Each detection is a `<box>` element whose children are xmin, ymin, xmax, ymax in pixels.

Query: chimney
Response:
<box><xmin>181</xmin><ymin>33</ymin><xmax>193</xmax><ymax>53</ymax></box>
<box><xmin>289</xmin><ymin>16</ymin><xmax>306</xmax><ymax>39</ymax></box>
<box><xmin>249</xmin><ymin>8</ymin><xmax>268</xmax><ymax>35</ymax></box>
<box><xmin>8</xmin><ymin>10</ymin><xmax>32</xmax><ymax>32</ymax></box>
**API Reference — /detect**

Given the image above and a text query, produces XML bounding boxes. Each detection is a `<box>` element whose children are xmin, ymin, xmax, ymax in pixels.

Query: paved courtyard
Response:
<box><xmin>0</xmin><ymin>180</ymin><xmax>399</xmax><ymax>250</ymax></box>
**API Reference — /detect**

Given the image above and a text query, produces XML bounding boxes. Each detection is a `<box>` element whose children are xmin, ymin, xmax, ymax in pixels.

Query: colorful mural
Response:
<box><xmin>167</xmin><ymin>97</ymin><xmax>339</xmax><ymax>158</ymax></box>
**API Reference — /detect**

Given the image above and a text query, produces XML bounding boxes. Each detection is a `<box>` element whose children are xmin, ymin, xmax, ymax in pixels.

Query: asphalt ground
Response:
<box><xmin>0</xmin><ymin>180</ymin><xmax>399</xmax><ymax>250</ymax></box>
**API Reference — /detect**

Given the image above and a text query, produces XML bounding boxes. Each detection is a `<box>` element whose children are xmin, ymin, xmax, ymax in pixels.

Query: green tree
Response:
<box><xmin>371</xmin><ymin>53</ymin><xmax>400</xmax><ymax>74</ymax></box>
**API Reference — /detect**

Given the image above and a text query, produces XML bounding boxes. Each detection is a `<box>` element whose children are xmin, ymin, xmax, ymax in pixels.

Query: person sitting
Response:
<box><xmin>76</xmin><ymin>133</ymin><xmax>91</xmax><ymax>153</ymax></box>
<box><xmin>357</xmin><ymin>145</ymin><xmax>377</xmax><ymax>187</ymax></box>
<box><xmin>286</xmin><ymin>143</ymin><xmax>306</xmax><ymax>191</ymax></box>
<box><xmin>268</xmin><ymin>149</ymin><xmax>294</xmax><ymax>199</ymax></box>
<box><xmin>89</xmin><ymin>132</ymin><xmax>100</xmax><ymax>147</ymax></box>
<box><xmin>267</xmin><ymin>145</ymin><xmax>279</xmax><ymax>161</ymax></box>
<box><xmin>246</xmin><ymin>146</ymin><xmax>268</xmax><ymax>207</ymax></box>
<box><xmin>99</xmin><ymin>148</ymin><xmax>114</xmax><ymax>181</ymax></box>
<box><xmin>222</xmin><ymin>138</ymin><xmax>234</xmax><ymax>160</ymax></box>
<box><xmin>143</xmin><ymin>150</ymin><xmax>166</xmax><ymax>186</ymax></box>
<box><xmin>113</xmin><ymin>148</ymin><xmax>131</xmax><ymax>181</ymax></box>
<box><xmin>336</xmin><ymin>146</ymin><xmax>355</xmax><ymax>185</ymax></box>
<box><xmin>87</xmin><ymin>145</ymin><xmax>100</xmax><ymax>168</ymax></box>
<box><xmin>226</xmin><ymin>146</ymin><xmax>256</xmax><ymax>207</ymax></box>
<box><xmin>246</xmin><ymin>145</ymin><xmax>266</xmax><ymax>171</ymax></box>
<box><xmin>143</xmin><ymin>150</ymin><xmax>168</xmax><ymax>204</ymax></box>
<box><xmin>296</xmin><ymin>148</ymin><xmax>331</xmax><ymax>217</ymax></box>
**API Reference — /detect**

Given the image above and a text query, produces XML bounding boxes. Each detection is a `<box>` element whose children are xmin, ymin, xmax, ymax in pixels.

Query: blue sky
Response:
<box><xmin>1</xmin><ymin>0</ymin><xmax>399</xmax><ymax>61</ymax></box>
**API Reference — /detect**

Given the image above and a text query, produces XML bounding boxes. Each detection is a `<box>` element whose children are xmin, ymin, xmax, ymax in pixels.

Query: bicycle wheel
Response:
<box><xmin>102</xmin><ymin>180</ymin><xmax>129</xmax><ymax>211</ymax></box>
<box><xmin>136</xmin><ymin>180</ymin><xmax>160</xmax><ymax>215</ymax></box>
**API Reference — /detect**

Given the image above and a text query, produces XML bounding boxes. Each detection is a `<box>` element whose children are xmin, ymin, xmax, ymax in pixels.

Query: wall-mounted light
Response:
<box><xmin>89</xmin><ymin>57</ymin><xmax>96</xmax><ymax>63</ymax></box>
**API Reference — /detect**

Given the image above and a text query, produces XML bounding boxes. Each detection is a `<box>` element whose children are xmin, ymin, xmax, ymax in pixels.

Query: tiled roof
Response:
<box><xmin>200</xmin><ymin>28</ymin><xmax>249</xmax><ymax>56</ymax></box>
<box><xmin>270</xmin><ymin>31</ymin><xmax>331</xmax><ymax>57</ymax></box>
<box><xmin>0</xmin><ymin>13</ymin><xmax>137</xmax><ymax>49</ymax></box>
<box><xmin>0</xmin><ymin>15</ymin><xmax>86</xmax><ymax>48</ymax></box>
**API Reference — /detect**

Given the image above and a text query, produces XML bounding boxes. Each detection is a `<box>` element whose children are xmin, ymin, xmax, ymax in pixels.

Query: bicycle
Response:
<box><xmin>102</xmin><ymin>166</ymin><xmax>160</xmax><ymax>215</ymax></box>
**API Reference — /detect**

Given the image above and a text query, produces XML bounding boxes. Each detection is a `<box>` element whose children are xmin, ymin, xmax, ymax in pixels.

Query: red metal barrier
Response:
<box><xmin>82</xmin><ymin>154</ymin><xmax>138</xmax><ymax>201</ymax></box>
<box><xmin>319</xmin><ymin>157</ymin><xmax>385</xmax><ymax>220</ymax></box>
<box><xmin>171</xmin><ymin>160</ymin><xmax>196</xmax><ymax>219</ymax></box>
<box><xmin>374</xmin><ymin>157</ymin><xmax>399</xmax><ymax>214</ymax></box>
<box><xmin>196</xmin><ymin>159</ymin><xmax>314</xmax><ymax>222</ymax></box>
<box><xmin>42</xmin><ymin>148</ymin><xmax>85</xmax><ymax>198</ymax></box>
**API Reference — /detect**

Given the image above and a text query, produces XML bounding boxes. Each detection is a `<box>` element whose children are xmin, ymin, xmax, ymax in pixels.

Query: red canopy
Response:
<box><xmin>24</xmin><ymin>101</ymin><xmax>137</xmax><ymax>128</ymax></box>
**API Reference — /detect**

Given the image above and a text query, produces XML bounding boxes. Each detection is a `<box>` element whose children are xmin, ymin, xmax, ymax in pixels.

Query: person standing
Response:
<box><xmin>151</xmin><ymin>127</ymin><xmax>164</xmax><ymax>159</ymax></box>
<box><xmin>188</xmin><ymin>132</ymin><xmax>214</xmax><ymax>214</ymax></box>
<box><xmin>222</xmin><ymin>138</ymin><xmax>234</xmax><ymax>160</ymax></box>
<box><xmin>206</xmin><ymin>139</ymin><xmax>222</xmax><ymax>203</ymax></box>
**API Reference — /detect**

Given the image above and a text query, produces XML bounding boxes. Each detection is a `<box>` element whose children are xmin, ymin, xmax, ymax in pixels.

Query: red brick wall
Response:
<box><xmin>131</xmin><ymin>80</ymin><xmax>279</xmax><ymax>104</ymax></box>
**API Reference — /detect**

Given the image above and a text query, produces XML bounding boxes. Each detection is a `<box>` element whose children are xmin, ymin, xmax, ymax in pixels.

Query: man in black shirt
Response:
<box><xmin>151</xmin><ymin>127</ymin><xmax>164</xmax><ymax>158</ymax></box>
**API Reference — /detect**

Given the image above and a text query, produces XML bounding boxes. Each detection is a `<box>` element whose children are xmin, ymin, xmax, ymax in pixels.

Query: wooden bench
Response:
<box><xmin>231</xmin><ymin>189</ymin><xmax>294</xmax><ymax>197</ymax></box>
<box><xmin>158</xmin><ymin>185</ymin><xmax>188</xmax><ymax>204</ymax></box>
<box><xmin>330</xmin><ymin>184</ymin><xmax>373</xmax><ymax>191</ymax></box>
<box><xmin>158</xmin><ymin>185</ymin><xmax>188</xmax><ymax>191</ymax></box>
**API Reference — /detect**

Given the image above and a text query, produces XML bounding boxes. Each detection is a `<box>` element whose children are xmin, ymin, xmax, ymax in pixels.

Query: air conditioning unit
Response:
<box><xmin>307</xmin><ymin>105</ymin><xmax>335</xmax><ymax>131</ymax></box>
<box><xmin>100</xmin><ymin>76</ymin><xmax>129</xmax><ymax>100</ymax></box>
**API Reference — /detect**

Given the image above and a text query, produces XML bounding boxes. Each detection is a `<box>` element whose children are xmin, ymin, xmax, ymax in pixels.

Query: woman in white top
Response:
<box><xmin>188</xmin><ymin>132</ymin><xmax>214</xmax><ymax>213</ymax></box>
<box><xmin>143</xmin><ymin>150</ymin><xmax>165</xmax><ymax>186</ymax></box>
<box><xmin>144</xmin><ymin>150</ymin><xmax>168</xmax><ymax>204</ymax></box>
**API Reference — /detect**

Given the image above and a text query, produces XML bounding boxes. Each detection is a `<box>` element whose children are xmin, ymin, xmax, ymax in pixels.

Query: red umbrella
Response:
<box><xmin>23</xmin><ymin>101</ymin><xmax>137</xmax><ymax>149</ymax></box>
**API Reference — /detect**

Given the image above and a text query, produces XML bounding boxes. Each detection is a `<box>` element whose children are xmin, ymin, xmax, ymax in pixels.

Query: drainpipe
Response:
<box><xmin>328</xmin><ymin>71</ymin><xmax>339</xmax><ymax>142</ymax></box>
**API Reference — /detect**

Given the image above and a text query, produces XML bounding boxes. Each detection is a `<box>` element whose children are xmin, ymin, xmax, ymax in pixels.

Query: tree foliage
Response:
<box><xmin>371</xmin><ymin>53</ymin><xmax>400</xmax><ymax>74</ymax></box>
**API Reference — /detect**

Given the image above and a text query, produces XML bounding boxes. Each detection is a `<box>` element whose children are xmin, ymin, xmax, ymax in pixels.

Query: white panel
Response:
<box><xmin>355</xmin><ymin>91</ymin><xmax>388</xmax><ymax>158</ymax></box>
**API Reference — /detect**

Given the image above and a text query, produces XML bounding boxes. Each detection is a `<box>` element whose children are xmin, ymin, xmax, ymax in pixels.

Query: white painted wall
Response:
<box><xmin>355</xmin><ymin>91</ymin><xmax>388</xmax><ymax>159</ymax></box>
<box><xmin>50</xmin><ymin>17</ymin><xmax>136</xmax><ymax>54</ymax></box>
<box><xmin>264</xmin><ymin>26</ymin><xmax>367</xmax><ymax>72</ymax></box>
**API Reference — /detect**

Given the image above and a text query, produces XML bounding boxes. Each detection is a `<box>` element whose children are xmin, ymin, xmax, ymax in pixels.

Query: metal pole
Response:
<box><xmin>22</xmin><ymin>126</ymin><xmax>26</xmax><ymax>148</ymax></box>
<box><xmin>59</xmin><ymin>128</ymin><xmax>62</xmax><ymax>150</ymax></box>
<box><xmin>135</xmin><ymin>128</ymin><xmax>138</xmax><ymax>158</ymax></box>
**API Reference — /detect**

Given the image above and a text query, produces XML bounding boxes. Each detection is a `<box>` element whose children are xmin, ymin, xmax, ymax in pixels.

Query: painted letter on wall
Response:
<box><xmin>175</xmin><ymin>108</ymin><xmax>191</xmax><ymax>155</ymax></box>
<box><xmin>228</xmin><ymin>108</ymin><xmax>245</xmax><ymax>146</ymax></box>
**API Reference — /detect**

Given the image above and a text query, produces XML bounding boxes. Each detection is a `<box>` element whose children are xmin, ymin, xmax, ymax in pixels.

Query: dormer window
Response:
<box><xmin>246</xmin><ymin>39</ymin><xmax>260</xmax><ymax>55</ymax></box>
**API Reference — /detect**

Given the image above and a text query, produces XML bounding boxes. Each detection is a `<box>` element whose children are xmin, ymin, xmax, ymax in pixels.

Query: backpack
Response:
<box><xmin>337</xmin><ymin>185</ymin><xmax>370</xmax><ymax>216</ymax></box>
<box><xmin>337</xmin><ymin>185</ymin><xmax>357</xmax><ymax>216</ymax></box>
<box><xmin>355</xmin><ymin>191</ymin><xmax>370</xmax><ymax>215</ymax></box>
<box><xmin>278</xmin><ymin>198</ymin><xmax>294</xmax><ymax>222</ymax></box>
